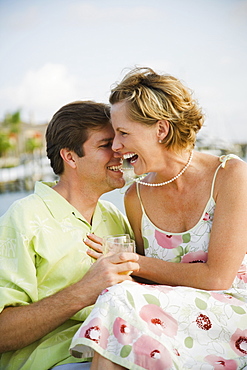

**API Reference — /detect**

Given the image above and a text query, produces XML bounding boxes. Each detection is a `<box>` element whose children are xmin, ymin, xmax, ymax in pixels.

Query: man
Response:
<box><xmin>0</xmin><ymin>101</ymin><xmax>139</xmax><ymax>370</ymax></box>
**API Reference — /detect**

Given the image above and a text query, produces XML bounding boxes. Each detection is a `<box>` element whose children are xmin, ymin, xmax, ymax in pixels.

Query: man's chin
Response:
<box><xmin>115</xmin><ymin>179</ymin><xmax>126</xmax><ymax>189</ymax></box>
<box><xmin>109</xmin><ymin>178</ymin><xmax>126</xmax><ymax>191</ymax></box>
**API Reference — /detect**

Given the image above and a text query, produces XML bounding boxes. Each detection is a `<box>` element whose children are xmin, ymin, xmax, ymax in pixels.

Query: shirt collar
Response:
<box><xmin>34</xmin><ymin>181</ymin><xmax>86</xmax><ymax>222</ymax></box>
<box><xmin>34</xmin><ymin>181</ymin><xmax>106</xmax><ymax>228</ymax></box>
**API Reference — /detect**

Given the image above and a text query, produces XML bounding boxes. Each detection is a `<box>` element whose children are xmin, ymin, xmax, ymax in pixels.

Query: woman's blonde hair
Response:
<box><xmin>109</xmin><ymin>67</ymin><xmax>204</xmax><ymax>151</ymax></box>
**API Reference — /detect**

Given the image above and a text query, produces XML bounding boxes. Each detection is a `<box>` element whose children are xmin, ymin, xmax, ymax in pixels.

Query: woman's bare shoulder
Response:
<box><xmin>218</xmin><ymin>155</ymin><xmax>247</xmax><ymax>181</ymax></box>
<box><xmin>125</xmin><ymin>182</ymin><xmax>137</xmax><ymax>199</ymax></box>
<box><xmin>124</xmin><ymin>182</ymin><xmax>141</xmax><ymax>216</ymax></box>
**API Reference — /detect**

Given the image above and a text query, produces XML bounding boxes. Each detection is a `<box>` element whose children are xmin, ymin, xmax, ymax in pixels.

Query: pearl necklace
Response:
<box><xmin>134</xmin><ymin>151</ymin><xmax>193</xmax><ymax>187</ymax></box>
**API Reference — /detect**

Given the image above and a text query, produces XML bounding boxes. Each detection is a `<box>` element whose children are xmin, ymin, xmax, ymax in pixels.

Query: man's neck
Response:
<box><xmin>53</xmin><ymin>179</ymin><xmax>100</xmax><ymax>225</ymax></box>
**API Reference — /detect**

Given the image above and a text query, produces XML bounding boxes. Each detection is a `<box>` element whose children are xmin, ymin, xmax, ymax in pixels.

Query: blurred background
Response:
<box><xmin>0</xmin><ymin>0</ymin><xmax>247</xmax><ymax>215</ymax></box>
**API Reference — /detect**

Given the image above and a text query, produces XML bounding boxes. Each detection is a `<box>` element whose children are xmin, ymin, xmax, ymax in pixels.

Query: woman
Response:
<box><xmin>70</xmin><ymin>67</ymin><xmax>247</xmax><ymax>369</ymax></box>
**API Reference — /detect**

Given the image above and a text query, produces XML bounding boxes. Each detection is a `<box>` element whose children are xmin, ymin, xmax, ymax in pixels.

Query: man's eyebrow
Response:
<box><xmin>97</xmin><ymin>137</ymin><xmax>113</xmax><ymax>144</ymax></box>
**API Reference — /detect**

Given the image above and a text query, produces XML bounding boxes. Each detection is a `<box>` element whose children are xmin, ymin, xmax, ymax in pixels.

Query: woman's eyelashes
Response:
<box><xmin>119</xmin><ymin>130</ymin><xmax>128</xmax><ymax>136</ymax></box>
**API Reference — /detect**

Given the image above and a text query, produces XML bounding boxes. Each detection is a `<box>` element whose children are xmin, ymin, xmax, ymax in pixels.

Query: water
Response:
<box><xmin>0</xmin><ymin>191</ymin><xmax>32</xmax><ymax>216</ymax></box>
<box><xmin>0</xmin><ymin>187</ymin><xmax>126</xmax><ymax>217</ymax></box>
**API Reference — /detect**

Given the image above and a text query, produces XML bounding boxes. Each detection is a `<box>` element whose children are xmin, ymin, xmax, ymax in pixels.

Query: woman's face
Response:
<box><xmin>111</xmin><ymin>101</ymin><xmax>161</xmax><ymax>175</ymax></box>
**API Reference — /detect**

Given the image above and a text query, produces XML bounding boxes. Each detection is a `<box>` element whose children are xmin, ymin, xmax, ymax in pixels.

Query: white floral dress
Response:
<box><xmin>70</xmin><ymin>155</ymin><xmax>247</xmax><ymax>369</ymax></box>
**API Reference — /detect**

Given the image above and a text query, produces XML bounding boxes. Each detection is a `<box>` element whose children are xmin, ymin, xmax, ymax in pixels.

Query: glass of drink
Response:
<box><xmin>103</xmin><ymin>234</ymin><xmax>136</xmax><ymax>275</ymax></box>
<box><xmin>103</xmin><ymin>234</ymin><xmax>131</xmax><ymax>247</ymax></box>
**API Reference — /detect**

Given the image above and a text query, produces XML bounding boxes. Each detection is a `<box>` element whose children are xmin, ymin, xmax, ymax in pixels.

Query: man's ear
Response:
<box><xmin>60</xmin><ymin>148</ymin><xmax>77</xmax><ymax>169</ymax></box>
<box><xmin>156</xmin><ymin>120</ymin><xmax>170</xmax><ymax>142</ymax></box>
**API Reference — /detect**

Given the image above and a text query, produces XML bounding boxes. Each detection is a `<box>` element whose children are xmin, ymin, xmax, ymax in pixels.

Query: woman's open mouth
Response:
<box><xmin>123</xmin><ymin>153</ymin><xmax>138</xmax><ymax>165</ymax></box>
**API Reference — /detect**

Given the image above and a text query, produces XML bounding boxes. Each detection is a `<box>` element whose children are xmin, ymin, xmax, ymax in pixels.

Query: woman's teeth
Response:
<box><xmin>123</xmin><ymin>153</ymin><xmax>136</xmax><ymax>159</ymax></box>
<box><xmin>123</xmin><ymin>153</ymin><xmax>138</xmax><ymax>164</ymax></box>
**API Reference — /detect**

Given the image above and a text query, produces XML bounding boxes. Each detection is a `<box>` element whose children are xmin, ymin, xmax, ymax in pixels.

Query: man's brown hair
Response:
<box><xmin>46</xmin><ymin>101</ymin><xmax>110</xmax><ymax>175</ymax></box>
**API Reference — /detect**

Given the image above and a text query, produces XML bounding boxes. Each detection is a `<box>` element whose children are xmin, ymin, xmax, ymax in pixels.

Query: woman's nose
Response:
<box><xmin>112</xmin><ymin>136</ymin><xmax>123</xmax><ymax>152</ymax></box>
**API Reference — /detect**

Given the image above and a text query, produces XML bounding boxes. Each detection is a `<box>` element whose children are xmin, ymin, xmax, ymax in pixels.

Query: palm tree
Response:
<box><xmin>2</xmin><ymin>110</ymin><xmax>22</xmax><ymax>157</ymax></box>
<box><xmin>0</xmin><ymin>132</ymin><xmax>12</xmax><ymax>158</ymax></box>
<box><xmin>3</xmin><ymin>110</ymin><xmax>22</xmax><ymax>134</ymax></box>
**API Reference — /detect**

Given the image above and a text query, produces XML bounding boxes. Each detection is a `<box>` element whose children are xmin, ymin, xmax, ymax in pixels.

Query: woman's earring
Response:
<box><xmin>159</xmin><ymin>139</ymin><xmax>163</xmax><ymax>143</ymax></box>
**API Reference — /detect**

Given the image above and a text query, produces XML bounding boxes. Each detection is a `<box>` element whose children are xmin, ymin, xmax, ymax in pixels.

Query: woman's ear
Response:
<box><xmin>157</xmin><ymin>120</ymin><xmax>169</xmax><ymax>142</ymax></box>
<box><xmin>60</xmin><ymin>148</ymin><xmax>77</xmax><ymax>169</ymax></box>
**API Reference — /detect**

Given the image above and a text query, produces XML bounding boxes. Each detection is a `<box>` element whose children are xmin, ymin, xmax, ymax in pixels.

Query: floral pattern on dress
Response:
<box><xmin>143</xmin><ymin>198</ymin><xmax>215</xmax><ymax>263</ymax></box>
<box><xmin>71</xmin><ymin>278</ymin><xmax>247</xmax><ymax>369</ymax></box>
<box><xmin>70</xmin><ymin>155</ymin><xmax>247</xmax><ymax>369</ymax></box>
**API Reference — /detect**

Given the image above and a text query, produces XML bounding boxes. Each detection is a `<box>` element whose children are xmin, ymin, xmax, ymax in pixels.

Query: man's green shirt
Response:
<box><xmin>0</xmin><ymin>182</ymin><xmax>133</xmax><ymax>370</ymax></box>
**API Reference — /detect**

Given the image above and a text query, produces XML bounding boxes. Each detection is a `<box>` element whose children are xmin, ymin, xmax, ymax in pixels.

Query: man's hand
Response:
<box><xmin>0</xmin><ymin>244</ymin><xmax>139</xmax><ymax>353</ymax></box>
<box><xmin>79</xmin><ymin>250</ymin><xmax>139</xmax><ymax>305</ymax></box>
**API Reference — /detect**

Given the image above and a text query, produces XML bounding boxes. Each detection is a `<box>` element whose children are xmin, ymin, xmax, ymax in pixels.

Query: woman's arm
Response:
<box><xmin>127</xmin><ymin>159</ymin><xmax>247</xmax><ymax>291</ymax></box>
<box><xmin>124</xmin><ymin>183</ymin><xmax>144</xmax><ymax>255</ymax></box>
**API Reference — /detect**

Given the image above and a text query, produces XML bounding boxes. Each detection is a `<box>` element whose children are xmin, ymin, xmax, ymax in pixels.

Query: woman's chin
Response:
<box><xmin>131</xmin><ymin>161</ymin><xmax>147</xmax><ymax>177</ymax></box>
<box><xmin>133</xmin><ymin>168</ymin><xmax>146</xmax><ymax>177</ymax></box>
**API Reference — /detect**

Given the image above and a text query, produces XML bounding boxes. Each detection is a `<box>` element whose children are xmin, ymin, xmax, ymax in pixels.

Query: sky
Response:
<box><xmin>0</xmin><ymin>0</ymin><xmax>247</xmax><ymax>143</ymax></box>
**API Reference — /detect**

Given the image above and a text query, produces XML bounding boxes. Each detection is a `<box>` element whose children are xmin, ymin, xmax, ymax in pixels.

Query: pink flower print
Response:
<box><xmin>181</xmin><ymin>251</ymin><xmax>208</xmax><ymax>263</ymax></box>
<box><xmin>113</xmin><ymin>317</ymin><xmax>139</xmax><ymax>345</ymax></box>
<box><xmin>140</xmin><ymin>304</ymin><xmax>178</xmax><ymax>337</ymax></box>
<box><xmin>155</xmin><ymin>230</ymin><xmax>183</xmax><ymax>249</ymax></box>
<box><xmin>205</xmin><ymin>355</ymin><xmax>238</xmax><ymax>369</ymax></box>
<box><xmin>230</xmin><ymin>328</ymin><xmax>247</xmax><ymax>356</ymax></box>
<box><xmin>141</xmin><ymin>284</ymin><xmax>172</xmax><ymax>294</ymax></box>
<box><xmin>237</xmin><ymin>264</ymin><xmax>247</xmax><ymax>283</ymax></box>
<box><xmin>211</xmin><ymin>292</ymin><xmax>244</xmax><ymax>306</ymax></box>
<box><xmin>79</xmin><ymin>318</ymin><xmax>108</xmax><ymax>349</ymax></box>
<box><xmin>133</xmin><ymin>334</ymin><xmax>173</xmax><ymax>370</ymax></box>
<box><xmin>203</xmin><ymin>212</ymin><xmax>210</xmax><ymax>221</ymax></box>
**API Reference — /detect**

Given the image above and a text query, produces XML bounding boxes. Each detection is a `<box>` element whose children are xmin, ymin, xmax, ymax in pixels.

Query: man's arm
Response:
<box><xmin>0</xmin><ymin>252</ymin><xmax>139</xmax><ymax>353</ymax></box>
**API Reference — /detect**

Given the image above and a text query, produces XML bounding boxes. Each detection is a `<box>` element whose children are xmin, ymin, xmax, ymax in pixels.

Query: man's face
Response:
<box><xmin>75</xmin><ymin>123</ymin><xmax>125</xmax><ymax>193</ymax></box>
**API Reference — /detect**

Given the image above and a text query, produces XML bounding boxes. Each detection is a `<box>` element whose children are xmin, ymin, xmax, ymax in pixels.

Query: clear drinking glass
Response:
<box><xmin>103</xmin><ymin>234</ymin><xmax>131</xmax><ymax>247</ymax></box>
<box><xmin>102</xmin><ymin>234</ymin><xmax>136</xmax><ymax>275</ymax></box>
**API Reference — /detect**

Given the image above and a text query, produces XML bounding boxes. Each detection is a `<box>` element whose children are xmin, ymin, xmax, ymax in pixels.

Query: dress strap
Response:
<box><xmin>136</xmin><ymin>154</ymin><xmax>240</xmax><ymax>206</ymax></box>
<box><xmin>210</xmin><ymin>154</ymin><xmax>240</xmax><ymax>198</ymax></box>
<box><xmin>219</xmin><ymin>154</ymin><xmax>240</xmax><ymax>168</ymax></box>
<box><xmin>136</xmin><ymin>182</ymin><xmax>145</xmax><ymax>214</ymax></box>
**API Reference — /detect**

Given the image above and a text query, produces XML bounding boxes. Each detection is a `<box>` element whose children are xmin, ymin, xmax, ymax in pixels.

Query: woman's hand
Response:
<box><xmin>84</xmin><ymin>233</ymin><xmax>140</xmax><ymax>277</ymax></box>
<box><xmin>84</xmin><ymin>233</ymin><xmax>104</xmax><ymax>259</ymax></box>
